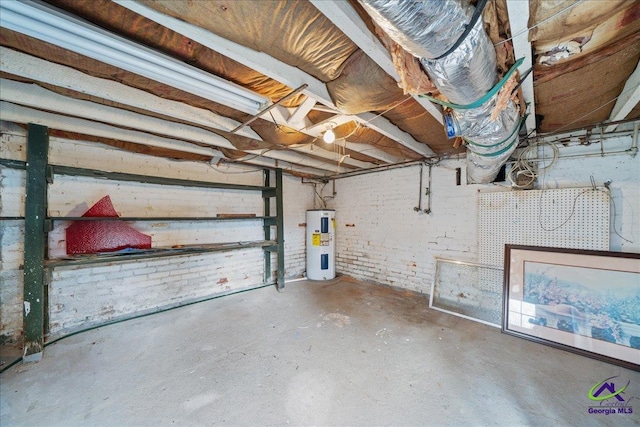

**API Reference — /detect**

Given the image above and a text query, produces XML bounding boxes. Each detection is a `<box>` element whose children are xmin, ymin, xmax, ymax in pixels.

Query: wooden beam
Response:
<box><xmin>286</xmin><ymin>97</ymin><xmax>317</xmax><ymax>127</ymax></box>
<box><xmin>114</xmin><ymin>0</ymin><xmax>434</xmax><ymax>157</ymax></box>
<box><xmin>1</xmin><ymin>47</ymin><xmax>391</xmax><ymax>166</ymax></box>
<box><xmin>506</xmin><ymin>0</ymin><xmax>537</xmax><ymax>136</ymax></box>
<box><xmin>606</xmin><ymin>59</ymin><xmax>640</xmax><ymax>132</ymax></box>
<box><xmin>0</xmin><ymin>47</ymin><xmax>262</xmax><ymax>140</ymax></box>
<box><xmin>22</xmin><ymin>123</ymin><xmax>48</xmax><ymax>362</ymax></box>
<box><xmin>0</xmin><ymin>101</ymin><xmax>340</xmax><ymax>175</ymax></box>
<box><xmin>0</xmin><ymin>80</ymin><xmax>355</xmax><ymax>172</ymax></box>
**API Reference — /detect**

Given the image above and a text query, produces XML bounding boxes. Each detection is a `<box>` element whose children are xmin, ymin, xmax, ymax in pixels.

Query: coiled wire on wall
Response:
<box><xmin>508</xmin><ymin>142</ymin><xmax>559</xmax><ymax>189</ymax></box>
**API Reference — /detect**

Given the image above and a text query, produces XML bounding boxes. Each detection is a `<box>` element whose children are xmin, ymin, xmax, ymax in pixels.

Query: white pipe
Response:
<box><xmin>520</xmin><ymin>149</ymin><xmax>637</xmax><ymax>162</ymax></box>
<box><xmin>0</xmin><ymin>46</ymin><xmax>263</xmax><ymax>140</ymax></box>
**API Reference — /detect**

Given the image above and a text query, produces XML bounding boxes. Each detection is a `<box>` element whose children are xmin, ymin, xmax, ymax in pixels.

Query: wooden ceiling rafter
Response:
<box><xmin>0</xmin><ymin>46</ymin><xmax>372</xmax><ymax>173</ymax></box>
<box><xmin>114</xmin><ymin>0</ymin><xmax>436</xmax><ymax>159</ymax></box>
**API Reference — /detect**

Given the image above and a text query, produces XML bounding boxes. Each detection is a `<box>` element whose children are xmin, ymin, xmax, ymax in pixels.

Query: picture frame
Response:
<box><xmin>502</xmin><ymin>245</ymin><xmax>640</xmax><ymax>371</ymax></box>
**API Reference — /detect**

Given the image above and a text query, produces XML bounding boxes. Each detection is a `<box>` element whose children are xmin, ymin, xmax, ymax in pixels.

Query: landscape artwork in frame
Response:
<box><xmin>502</xmin><ymin>245</ymin><xmax>640</xmax><ymax>370</ymax></box>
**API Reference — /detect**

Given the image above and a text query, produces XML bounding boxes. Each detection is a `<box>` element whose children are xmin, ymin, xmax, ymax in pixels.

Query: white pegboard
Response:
<box><xmin>478</xmin><ymin>187</ymin><xmax>610</xmax><ymax>270</ymax></box>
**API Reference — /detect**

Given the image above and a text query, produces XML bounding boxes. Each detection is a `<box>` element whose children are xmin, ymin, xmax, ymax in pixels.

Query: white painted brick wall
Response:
<box><xmin>330</xmin><ymin>140</ymin><xmax>640</xmax><ymax>294</ymax></box>
<box><xmin>48</xmin><ymin>249</ymin><xmax>265</xmax><ymax>334</ymax></box>
<box><xmin>329</xmin><ymin>160</ymin><xmax>478</xmax><ymax>294</ymax></box>
<box><xmin>1</xmin><ymin>123</ymin><xmax>313</xmax><ymax>341</ymax></box>
<box><xmin>282</xmin><ymin>174</ymin><xmax>315</xmax><ymax>279</ymax></box>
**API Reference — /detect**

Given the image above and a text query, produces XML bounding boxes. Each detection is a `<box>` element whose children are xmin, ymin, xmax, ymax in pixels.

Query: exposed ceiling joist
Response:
<box><xmin>0</xmin><ymin>118</ymin><xmax>328</xmax><ymax>179</ymax></box>
<box><xmin>308</xmin><ymin>0</ymin><xmax>443</xmax><ymax>125</ymax></box>
<box><xmin>506</xmin><ymin>0</ymin><xmax>537</xmax><ymax>136</ymax></box>
<box><xmin>0</xmin><ymin>47</ymin><xmax>263</xmax><ymax>140</ymax></box>
<box><xmin>284</xmin><ymin>97</ymin><xmax>318</xmax><ymax>128</ymax></box>
<box><xmin>0</xmin><ymin>99</ymin><xmax>349</xmax><ymax>176</ymax></box>
<box><xmin>0</xmin><ymin>48</ymin><xmax>379</xmax><ymax>170</ymax></box>
<box><xmin>0</xmin><ymin>0</ymin><xmax>269</xmax><ymax>115</ymax></box>
<box><xmin>260</xmin><ymin>105</ymin><xmax>405</xmax><ymax>164</ymax></box>
<box><xmin>0</xmin><ymin>79</ymin><xmax>355</xmax><ymax>173</ymax></box>
<box><xmin>606</xmin><ymin>59</ymin><xmax>640</xmax><ymax>132</ymax></box>
<box><xmin>114</xmin><ymin>0</ymin><xmax>434</xmax><ymax>158</ymax></box>
<box><xmin>1</xmin><ymin>48</ymin><xmax>391</xmax><ymax>167</ymax></box>
<box><xmin>0</xmin><ymin>100</ymin><xmax>219</xmax><ymax>157</ymax></box>
<box><xmin>357</xmin><ymin>111</ymin><xmax>436</xmax><ymax>157</ymax></box>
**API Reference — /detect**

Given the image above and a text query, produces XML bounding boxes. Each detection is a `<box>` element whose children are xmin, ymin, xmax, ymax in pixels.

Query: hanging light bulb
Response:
<box><xmin>323</xmin><ymin>128</ymin><xmax>336</xmax><ymax>144</ymax></box>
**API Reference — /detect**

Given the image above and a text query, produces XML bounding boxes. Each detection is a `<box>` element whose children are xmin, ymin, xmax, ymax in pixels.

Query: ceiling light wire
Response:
<box><xmin>268</xmin><ymin>110</ymin><xmax>298</xmax><ymax>134</ymax></box>
<box><xmin>362</xmin><ymin>95</ymin><xmax>414</xmax><ymax>127</ymax></box>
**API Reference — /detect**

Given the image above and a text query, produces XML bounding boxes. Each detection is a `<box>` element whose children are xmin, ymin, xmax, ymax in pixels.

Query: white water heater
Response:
<box><xmin>306</xmin><ymin>209</ymin><xmax>336</xmax><ymax>280</ymax></box>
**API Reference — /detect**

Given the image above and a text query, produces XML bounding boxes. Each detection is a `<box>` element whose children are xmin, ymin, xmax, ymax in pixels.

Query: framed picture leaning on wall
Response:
<box><xmin>502</xmin><ymin>245</ymin><xmax>640</xmax><ymax>370</ymax></box>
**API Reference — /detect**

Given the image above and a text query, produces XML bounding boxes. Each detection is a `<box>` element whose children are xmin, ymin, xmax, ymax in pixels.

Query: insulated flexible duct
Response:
<box><xmin>360</xmin><ymin>0</ymin><xmax>520</xmax><ymax>183</ymax></box>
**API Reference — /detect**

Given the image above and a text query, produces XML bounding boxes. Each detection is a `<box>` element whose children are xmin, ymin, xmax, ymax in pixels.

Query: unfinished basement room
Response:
<box><xmin>1</xmin><ymin>0</ymin><xmax>639</xmax><ymax>426</ymax></box>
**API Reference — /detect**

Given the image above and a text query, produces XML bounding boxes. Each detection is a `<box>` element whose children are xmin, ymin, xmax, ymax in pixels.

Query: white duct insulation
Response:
<box><xmin>360</xmin><ymin>0</ymin><xmax>520</xmax><ymax>183</ymax></box>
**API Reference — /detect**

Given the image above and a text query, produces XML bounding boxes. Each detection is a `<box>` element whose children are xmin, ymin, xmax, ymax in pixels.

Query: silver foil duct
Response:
<box><xmin>360</xmin><ymin>0</ymin><xmax>520</xmax><ymax>183</ymax></box>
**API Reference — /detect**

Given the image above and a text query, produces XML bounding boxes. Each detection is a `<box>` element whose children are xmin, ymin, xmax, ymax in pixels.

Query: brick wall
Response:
<box><xmin>3</xmin><ymin>120</ymin><xmax>638</xmax><ymax>341</ymax></box>
<box><xmin>328</xmin><ymin>160</ymin><xmax>477</xmax><ymax>294</ymax></box>
<box><xmin>0</xmin><ymin>122</ymin><xmax>313</xmax><ymax>340</ymax></box>
<box><xmin>329</xmin><ymin>136</ymin><xmax>640</xmax><ymax>294</ymax></box>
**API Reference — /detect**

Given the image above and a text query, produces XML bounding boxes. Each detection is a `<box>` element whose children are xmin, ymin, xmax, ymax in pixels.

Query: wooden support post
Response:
<box><xmin>263</xmin><ymin>170</ymin><xmax>272</xmax><ymax>284</ymax></box>
<box><xmin>22</xmin><ymin>123</ymin><xmax>49</xmax><ymax>362</ymax></box>
<box><xmin>275</xmin><ymin>168</ymin><xmax>285</xmax><ymax>290</ymax></box>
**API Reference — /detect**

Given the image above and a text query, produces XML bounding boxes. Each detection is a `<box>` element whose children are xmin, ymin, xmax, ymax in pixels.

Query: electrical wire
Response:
<box><xmin>209</xmin><ymin>163</ymin><xmax>265</xmax><ymax>174</ymax></box>
<box><xmin>268</xmin><ymin>110</ymin><xmax>298</xmax><ymax>134</ymax></box>
<box><xmin>537</xmin><ymin>186</ymin><xmax>634</xmax><ymax>244</ymax></box>
<box><xmin>313</xmin><ymin>182</ymin><xmax>326</xmax><ymax>209</ymax></box>
<box><xmin>508</xmin><ymin>142</ymin><xmax>559</xmax><ymax>188</ymax></box>
<box><xmin>513</xmin><ymin>144</ymin><xmax>633</xmax><ymax>243</ymax></box>
<box><xmin>537</xmin><ymin>187</ymin><xmax>593</xmax><ymax>232</ymax></box>
<box><xmin>494</xmin><ymin>0</ymin><xmax>586</xmax><ymax>47</ymax></box>
<box><xmin>340</xmin><ymin>122</ymin><xmax>362</xmax><ymax>140</ymax></box>
<box><xmin>535</xmin><ymin>164</ymin><xmax>634</xmax><ymax>243</ymax></box>
<box><xmin>608</xmin><ymin>188</ymin><xmax>634</xmax><ymax>244</ymax></box>
<box><xmin>363</xmin><ymin>95</ymin><xmax>414</xmax><ymax>126</ymax></box>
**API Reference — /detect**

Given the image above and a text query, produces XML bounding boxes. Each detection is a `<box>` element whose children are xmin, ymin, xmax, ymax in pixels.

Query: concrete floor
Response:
<box><xmin>1</xmin><ymin>276</ymin><xmax>638</xmax><ymax>426</ymax></box>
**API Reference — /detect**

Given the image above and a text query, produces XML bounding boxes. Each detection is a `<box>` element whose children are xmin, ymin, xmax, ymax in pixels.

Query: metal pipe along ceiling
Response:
<box><xmin>360</xmin><ymin>0</ymin><xmax>521</xmax><ymax>183</ymax></box>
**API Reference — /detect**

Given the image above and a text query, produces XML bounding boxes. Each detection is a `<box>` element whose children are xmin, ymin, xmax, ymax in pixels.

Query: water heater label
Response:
<box><xmin>312</xmin><ymin>233</ymin><xmax>321</xmax><ymax>246</ymax></box>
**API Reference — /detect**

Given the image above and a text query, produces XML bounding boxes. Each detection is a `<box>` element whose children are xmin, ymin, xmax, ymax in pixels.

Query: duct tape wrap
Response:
<box><xmin>456</xmin><ymin>99</ymin><xmax>520</xmax><ymax>184</ymax></box>
<box><xmin>359</xmin><ymin>0</ymin><xmax>472</xmax><ymax>59</ymax></box>
<box><xmin>421</xmin><ymin>58</ymin><xmax>525</xmax><ymax>110</ymax></box>
<box><xmin>361</xmin><ymin>0</ymin><xmax>522</xmax><ymax>184</ymax></box>
<box><xmin>361</xmin><ymin>0</ymin><xmax>494</xmax><ymax>104</ymax></box>
<box><xmin>420</xmin><ymin>19</ymin><xmax>497</xmax><ymax>104</ymax></box>
<box><xmin>466</xmin><ymin>134</ymin><xmax>518</xmax><ymax>184</ymax></box>
<box><xmin>454</xmin><ymin>99</ymin><xmax>519</xmax><ymax>143</ymax></box>
<box><xmin>464</xmin><ymin>106</ymin><xmax>521</xmax><ymax>184</ymax></box>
